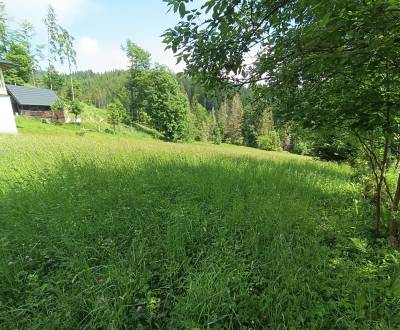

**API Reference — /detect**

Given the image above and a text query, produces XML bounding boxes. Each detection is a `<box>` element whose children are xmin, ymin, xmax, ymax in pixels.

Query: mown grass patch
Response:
<box><xmin>0</xmin><ymin>121</ymin><xmax>399</xmax><ymax>329</ymax></box>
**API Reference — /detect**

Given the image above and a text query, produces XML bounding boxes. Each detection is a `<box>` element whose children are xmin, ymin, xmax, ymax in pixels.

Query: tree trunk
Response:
<box><xmin>375</xmin><ymin>179</ymin><xmax>383</xmax><ymax>233</ymax></box>
<box><xmin>69</xmin><ymin>62</ymin><xmax>75</xmax><ymax>101</ymax></box>
<box><xmin>70</xmin><ymin>75</ymin><xmax>75</xmax><ymax>101</ymax></box>
<box><xmin>48</xmin><ymin>60</ymin><xmax>53</xmax><ymax>90</ymax></box>
<box><xmin>32</xmin><ymin>71</ymin><xmax>37</xmax><ymax>87</ymax></box>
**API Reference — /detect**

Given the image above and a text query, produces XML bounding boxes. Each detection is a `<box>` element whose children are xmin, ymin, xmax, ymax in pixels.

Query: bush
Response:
<box><xmin>51</xmin><ymin>100</ymin><xmax>66</xmax><ymax>112</ymax></box>
<box><xmin>312</xmin><ymin>135</ymin><xmax>357</xmax><ymax>162</ymax></box>
<box><xmin>107</xmin><ymin>100</ymin><xmax>126</xmax><ymax>133</ymax></box>
<box><xmin>139</xmin><ymin>111</ymin><xmax>152</xmax><ymax>126</ymax></box>
<box><xmin>69</xmin><ymin>101</ymin><xmax>84</xmax><ymax>120</ymax></box>
<box><xmin>231</xmin><ymin>136</ymin><xmax>244</xmax><ymax>145</ymax></box>
<box><xmin>257</xmin><ymin>132</ymin><xmax>282</xmax><ymax>151</ymax></box>
<box><xmin>292</xmin><ymin>138</ymin><xmax>312</xmax><ymax>155</ymax></box>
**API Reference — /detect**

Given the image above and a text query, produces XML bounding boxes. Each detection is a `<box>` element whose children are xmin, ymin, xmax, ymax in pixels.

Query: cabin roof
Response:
<box><xmin>6</xmin><ymin>85</ymin><xmax>59</xmax><ymax>107</ymax></box>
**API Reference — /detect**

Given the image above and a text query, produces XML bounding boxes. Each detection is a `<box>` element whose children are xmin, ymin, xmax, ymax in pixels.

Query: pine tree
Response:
<box><xmin>219</xmin><ymin>98</ymin><xmax>229</xmax><ymax>141</ymax></box>
<box><xmin>227</xmin><ymin>94</ymin><xmax>244</xmax><ymax>144</ymax></box>
<box><xmin>190</xmin><ymin>97</ymin><xmax>210</xmax><ymax>141</ymax></box>
<box><xmin>210</xmin><ymin>109</ymin><xmax>222</xmax><ymax>144</ymax></box>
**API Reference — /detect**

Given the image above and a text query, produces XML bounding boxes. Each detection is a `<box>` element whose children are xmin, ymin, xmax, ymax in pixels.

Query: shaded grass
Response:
<box><xmin>0</xmin><ymin>122</ymin><xmax>399</xmax><ymax>329</ymax></box>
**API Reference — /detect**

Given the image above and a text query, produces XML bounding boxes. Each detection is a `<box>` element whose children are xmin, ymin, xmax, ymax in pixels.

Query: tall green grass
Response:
<box><xmin>0</xmin><ymin>120</ymin><xmax>399</xmax><ymax>329</ymax></box>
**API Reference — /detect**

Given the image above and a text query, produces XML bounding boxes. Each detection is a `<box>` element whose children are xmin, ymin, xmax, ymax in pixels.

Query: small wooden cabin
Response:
<box><xmin>6</xmin><ymin>84</ymin><xmax>64</xmax><ymax>121</ymax></box>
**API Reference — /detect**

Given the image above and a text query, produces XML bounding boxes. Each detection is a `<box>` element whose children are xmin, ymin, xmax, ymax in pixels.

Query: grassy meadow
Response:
<box><xmin>1</xmin><ymin>118</ymin><xmax>400</xmax><ymax>329</ymax></box>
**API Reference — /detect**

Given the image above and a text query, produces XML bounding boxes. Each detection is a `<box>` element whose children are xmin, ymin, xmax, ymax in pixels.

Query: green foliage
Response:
<box><xmin>69</xmin><ymin>100</ymin><xmax>83</xmax><ymax>120</ymax></box>
<box><xmin>50</xmin><ymin>99</ymin><xmax>66</xmax><ymax>111</ymax></box>
<box><xmin>292</xmin><ymin>137</ymin><xmax>312</xmax><ymax>156</ymax></box>
<box><xmin>209</xmin><ymin>109</ymin><xmax>222</xmax><ymax>144</ymax></box>
<box><xmin>312</xmin><ymin>134</ymin><xmax>357</xmax><ymax>163</ymax></box>
<box><xmin>43</xmin><ymin>5</ymin><xmax>59</xmax><ymax>90</ymax></box>
<box><xmin>257</xmin><ymin>132</ymin><xmax>282</xmax><ymax>152</ymax></box>
<box><xmin>62</xmin><ymin>78</ymin><xmax>81</xmax><ymax>100</ymax></box>
<box><xmin>138</xmin><ymin>111</ymin><xmax>151</xmax><ymax>126</ymax></box>
<box><xmin>123</xmin><ymin>39</ymin><xmax>151</xmax><ymax>121</ymax></box>
<box><xmin>163</xmin><ymin>0</ymin><xmax>400</xmax><ymax>145</ymax></box>
<box><xmin>190</xmin><ymin>99</ymin><xmax>210</xmax><ymax>141</ymax></box>
<box><xmin>226</xmin><ymin>94</ymin><xmax>244</xmax><ymax>144</ymax></box>
<box><xmin>0</xmin><ymin>2</ymin><xmax>7</xmax><ymax>58</ymax></box>
<box><xmin>57</xmin><ymin>26</ymin><xmax>77</xmax><ymax>99</ymax></box>
<box><xmin>0</xmin><ymin>122</ymin><xmax>399</xmax><ymax>328</ymax></box>
<box><xmin>141</xmin><ymin>69</ymin><xmax>191</xmax><ymax>141</ymax></box>
<box><xmin>107</xmin><ymin>100</ymin><xmax>126</xmax><ymax>133</ymax></box>
<box><xmin>243</xmin><ymin>103</ymin><xmax>284</xmax><ymax>152</ymax></box>
<box><xmin>123</xmin><ymin>39</ymin><xmax>151</xmax><ymax>72</ymax></box>
<box><xmin>164</xmin><ymin>0</ymin><xmax>400</xmax><ymax>238</ymax></box>
<box><xmin>42</xmin><ymin>65</ymin><xmax>65</xmax><ymax>93</ymax></box>
<box><xmin>65</xmin><ymin>70</ymin><xmax>128</xmax><ymax>108</ymax></box>
<box><xmin>177</xmin><ymin>73</ymin><xmax>224</xmax><ymax>111</ymax></box>
<box><xmin>242</xmin><ymin>107</ymin><xmax>261</xmax><ymax>148</ymax></box>
<box><xmin>4</xmin><ymin>42</ymin><xmax>32</xmax><ymax>84</ymax></box>
<box><xmin>133</xmin><ymin>122</ymin><xmax>163</xmax><ymax>139</ymax></box>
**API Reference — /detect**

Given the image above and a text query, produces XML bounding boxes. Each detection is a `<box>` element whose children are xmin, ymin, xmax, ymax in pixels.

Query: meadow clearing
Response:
<box><xmin>0</xmin><ymin>118</ymin><xmax>399</xmax><ymax>329</ymax></box>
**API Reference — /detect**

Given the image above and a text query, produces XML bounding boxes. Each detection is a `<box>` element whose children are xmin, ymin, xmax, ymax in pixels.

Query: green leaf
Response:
<box><xmin>179</xmin><ymin>2</ymin><xmax>186</xmax><ymax>18</ymax></box>
<box><xmin>350</xmin><ymin>238</ymin><xmax>367</xmax><ymax>253</ymax></box>
<box><xmin>391</xmin><ymin>276</ymin><xmax>400</xmax><ymax>298</ymax></box>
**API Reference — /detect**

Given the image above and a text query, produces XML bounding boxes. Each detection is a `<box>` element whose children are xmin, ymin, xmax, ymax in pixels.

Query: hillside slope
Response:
<box><xmin>0</xmin><ymin>120</ymin><xmax>399</xmax><ymax>329</ymax></box>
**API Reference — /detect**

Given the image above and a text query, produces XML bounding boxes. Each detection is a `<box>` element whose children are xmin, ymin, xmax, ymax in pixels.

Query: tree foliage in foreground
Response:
<box><xmin>164</xmin><ymin>0</ymin><xmax>400</xmax><ymax>243</ymax></box>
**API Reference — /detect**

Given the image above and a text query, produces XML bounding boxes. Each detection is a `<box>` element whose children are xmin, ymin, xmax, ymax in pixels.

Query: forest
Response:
<box><xmin>1</xmin><ymin>0</ymin><xmax>400</xmax><ymax>328</ymax></box>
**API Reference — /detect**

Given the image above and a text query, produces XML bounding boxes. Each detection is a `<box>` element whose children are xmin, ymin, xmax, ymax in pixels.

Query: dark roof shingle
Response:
<box><xmin>6</xmin><ymin>84</ymin><xmax>59</xmax><ymax>106</ymax></box>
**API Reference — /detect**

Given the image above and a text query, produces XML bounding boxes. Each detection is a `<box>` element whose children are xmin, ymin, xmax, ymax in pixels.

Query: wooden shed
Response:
<box><xmin>6</xmin><ymin>84</ymin><xmax>64</xmax><ymax>121</ymax></box>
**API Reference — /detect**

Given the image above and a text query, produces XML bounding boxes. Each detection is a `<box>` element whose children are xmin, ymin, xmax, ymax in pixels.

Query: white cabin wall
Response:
<box><xmin>0</xmin><ymin>68</ymin><xmax>6</xmax><ymax>95</ymax></box>
<box><xmin>0</xmin><ymin>95</ymin><xmax>18</xmax><ymax>134</ymax></box>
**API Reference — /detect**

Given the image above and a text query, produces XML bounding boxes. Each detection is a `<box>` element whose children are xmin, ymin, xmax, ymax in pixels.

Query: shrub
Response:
<box><xmin>139</xmin><ymin>111</ymin><xmax>151</xmax><ymax>126</ymax></box>
<box><xmin>311</xmin><ymin>136</ymin><xmax>357</xmax><ymax>162</ymax></box>
<box><xmin>292</xmin><ymin>138</ymin><xmax>312</xmax><ymax>155</ymax></box>
<box><xmin>107</xmin><ymin>100</ymin><xmax>126</xmax><ymax>133</ymax></box>
<box><xmin>257</xmin><ymin>132</ymin><xmax>282</xmax><ymax>151</ymax></box>
<box><xmin>69</xmin><ymin>101</ymin><xmax>84</xmax><ymax>121</ymax></box>
<box><xmin>51</xmin><ymin>100</ymin><xmax>66</xmax><ymax>112</ymax></box>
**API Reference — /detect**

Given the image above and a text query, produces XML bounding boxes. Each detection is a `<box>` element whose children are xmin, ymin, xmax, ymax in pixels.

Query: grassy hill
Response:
<box><xmin>0</xmin><ymin>119</ymin><xmax>399</xmax><ymax>329</ymax></box>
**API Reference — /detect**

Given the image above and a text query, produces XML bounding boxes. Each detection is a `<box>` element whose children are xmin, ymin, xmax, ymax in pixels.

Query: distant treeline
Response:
<box><xmin>35</xmin><ymin>69</ymin><xmax>129</xmax><ymax>109</ymax></box>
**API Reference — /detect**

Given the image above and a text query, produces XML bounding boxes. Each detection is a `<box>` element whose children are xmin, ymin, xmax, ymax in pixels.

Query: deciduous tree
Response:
<box><xmin>107</xmin><ymin>100</ymin><xmax>126</xmax><ymax>133</ymax></box>
<box><xmin>122</xmin><ymin>39</ymin><xmax>151</xmax><ymax>121</ymax></box>
<box><xmin>58</xmin><ymin>27</ymin><xmax>77</xmax><ymax>100</ymax></box>
<box><xmin>43</xmin><ymin>5</ymin><xmax>59</xmax><ymax>90</ymax></box>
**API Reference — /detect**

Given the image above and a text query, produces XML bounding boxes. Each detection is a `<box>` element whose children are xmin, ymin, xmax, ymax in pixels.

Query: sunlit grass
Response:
<box><xmin>0</xmin><ymin>119</ymin><xmax>399</xmax><ymax>329</ymax></box>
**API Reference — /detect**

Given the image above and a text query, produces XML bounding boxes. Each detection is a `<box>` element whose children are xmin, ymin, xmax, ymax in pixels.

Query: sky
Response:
<box><xmin>2</xmin><ymin>0</ymin><xmax>188</xmax><ymax>73</ymax></box>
